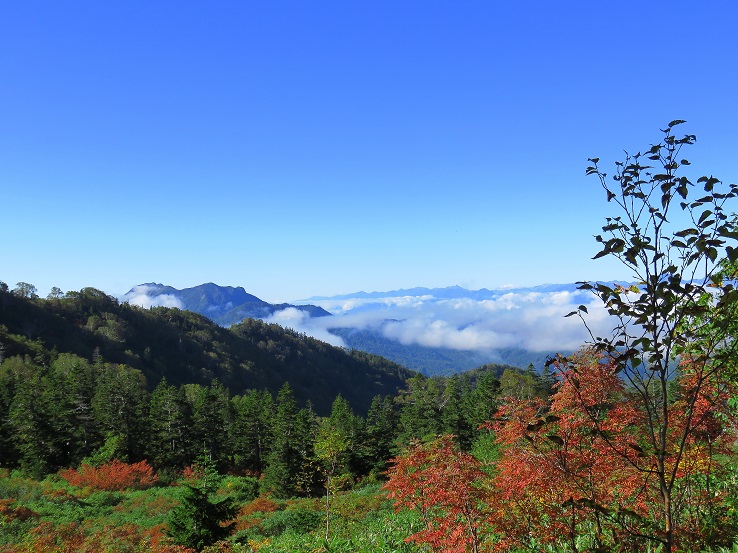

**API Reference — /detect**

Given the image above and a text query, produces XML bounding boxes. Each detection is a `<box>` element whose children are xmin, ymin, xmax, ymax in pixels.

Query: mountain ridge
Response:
<box><xmin>0</xmin><ymin>287</ymin><xmax>413</xmax><ymax>415</ymax></box>
<box><xmin>299</xmin><ymin>282</ymin><xmax>633</xmax><ymax>302</ymax></box>
<box><xmin>126</xmin><ymin>282</ymin><xmax>593</xmax><ymax>375</ymax></box>
<box><xmin>125</xmin><ymin>282</ymin><xmax>331</xmax><ymax>327</ymax></box>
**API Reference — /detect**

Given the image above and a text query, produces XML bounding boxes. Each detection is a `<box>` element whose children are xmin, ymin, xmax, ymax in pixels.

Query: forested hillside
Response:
<box><xmin>0</xmin><ymin>282</ymin><xmax>535</xmax><ymax>520</ymax></box>
<box><xmin>0</xmin><ymin>280</ymin><xmax>531</xmax><ymax>481</ymax></box>
<box><xmin>0</xmin><ymin>285</ymin><xmax>411</xmax><ymax>414</ymax></box>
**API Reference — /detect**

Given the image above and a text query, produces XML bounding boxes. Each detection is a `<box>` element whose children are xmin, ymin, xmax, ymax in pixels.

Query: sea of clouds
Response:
<box><xmin>123</xmin><ymin>283</ymin><xmax>618</xmax><ymax>355</ymax></box>
<box><xmin>267</xmin><ymin>287</ymin><xmax>615</xmax><ymax>354</ymax></box>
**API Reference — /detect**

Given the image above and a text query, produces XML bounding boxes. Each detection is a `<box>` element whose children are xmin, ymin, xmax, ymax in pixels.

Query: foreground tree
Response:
<box><xmin>559</xmin><ymin>120</ymin><xmax>738</xmax><ymax>551</ymax></box>
<box><xmin>384</xmin><ymin>123</ymin><xmax>738</xmax><ymax>553</ymax></box>
<box><xmin>167</xmin><ymin>452</ymin><xmax>236</xmax><ymax>551</ymax></box>
<box><xmin>385</xmin><ymin>435</ymin><xmax>488</xmax><ymax>553</ymax></box>
<box><xmin>489</xmin><ymin>349</ymin><xmax>737</xmax><ymax>551</ymax></box>
<box><xmin>314</xmin><ymin>416</ymin><xmax>349</xmax><ymax>540</ymax></box>
<box><xmin>261</xmin><ymin>383</ymin><xmax>301</xmax><ymax>498</ymax></box>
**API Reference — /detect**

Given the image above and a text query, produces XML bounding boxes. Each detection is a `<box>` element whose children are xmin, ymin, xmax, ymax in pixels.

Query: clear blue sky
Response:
<box><xmin>2</xmin><ymin>1</ymin><xmax>737</xmax><ymax>302</ymax></box>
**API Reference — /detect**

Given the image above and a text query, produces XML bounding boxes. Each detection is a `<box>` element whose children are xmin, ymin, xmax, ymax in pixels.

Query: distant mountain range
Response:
<box><xmin>304</xmin><ymin>283</ymin><xmax>585</xmax><ymax>302</ymax></box>
<box><xmin>125</xmin><ymin>283</ymin><xmax>331</xmax><ymax>327</ymax></box>
<box><xmin>328</xmin><ymin>327</ymin><xmax>555</xmax><ymax>375</ymax></box>
<box><xmin>124</xmin><ymin>282</ymin><xmax>607</xmax><ymax>375</ymax></box>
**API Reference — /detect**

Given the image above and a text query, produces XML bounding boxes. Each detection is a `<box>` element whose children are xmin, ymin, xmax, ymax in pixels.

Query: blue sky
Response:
<box><xmin>2</xmin><ymin>1</ymin><xmax>738</xmax><ymax>303</ymax></box>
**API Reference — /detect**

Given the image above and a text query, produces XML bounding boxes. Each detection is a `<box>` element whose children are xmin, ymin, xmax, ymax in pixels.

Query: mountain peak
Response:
<box><xmin>125</xmin><ymin>282</ymin><xmax>331</xmax><ymax>326</ymax></box>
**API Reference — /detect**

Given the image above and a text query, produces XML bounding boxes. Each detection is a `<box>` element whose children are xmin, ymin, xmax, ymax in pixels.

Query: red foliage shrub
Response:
<box><xmin>15</xmin><ymin>521</ymin><xmax>194</xmax><ymax>553</ymax></box>
<box><xmin>59</xmin><ymin>459</ymin><xmax>159</xmax><ymax>491</ymax></box>
<box><xmin>485</xmin><ymin>350</ymin><xmax>737</xmax><ymax>552</ymax></box>
<box><xmin>234</xmin><ymin>496</ymin><xmax>281</xmax><ymax>531</ymax></box>
<box><xmin>238</xmin><ymin>496</ymin><xmax>280</xmax><ymax>516</ymax></box>
<box><xmin>0</xmin><ymin>498</ymin><xmax>39</xmax><ymax>522</ymax></box>
<box><xmin>180</xmin><ymin>464</ymin><xmax>202</xmax><ymax>482</ymax></box>
<box><xmin>384</xmin><ymin>349</ymin><xmax>738</xmax><ymax>552</ymax></box>
<box><xmin>384</xmin><ymin>435</ymin><xmax>487</xmax><ymax>553</ymax></box>
<box><xmin>26</xmin><ymin>521</ymin><xmax>86</xmax><ymax>552</ymax></box>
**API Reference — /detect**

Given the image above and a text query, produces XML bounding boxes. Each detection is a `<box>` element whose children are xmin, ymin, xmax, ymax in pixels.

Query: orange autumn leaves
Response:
<box><xmin>59</xmin><ymin>459</ymin><xmax>158</xmax><ymax>491</ymax></box>
<box><xmin>384</xmin><ymin>434</ymin><xmax>487</xmax><ymax>553</ymax></box>
<box><xmin>384</xmin><ymin>350</ymin><xmax>737</xmax><ymax>552</ymax></box>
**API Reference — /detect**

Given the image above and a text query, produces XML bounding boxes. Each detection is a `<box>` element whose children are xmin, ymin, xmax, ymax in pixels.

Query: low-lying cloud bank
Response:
<box><xmin>271</xmin><ymin>288</ymin><xmax>614</xmax><ymax>354</ymax></box>
<box><xmin>123</xmin><ymin>285</ymin><xmax>184</xmax><ymax>309</ymax></box>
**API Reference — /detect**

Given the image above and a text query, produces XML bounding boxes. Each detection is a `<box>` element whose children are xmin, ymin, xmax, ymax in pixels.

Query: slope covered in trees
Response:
<box><xmin>0</xmin><ymin>286</ymin><xmax>412</xmax><ymax>414</ymax></box>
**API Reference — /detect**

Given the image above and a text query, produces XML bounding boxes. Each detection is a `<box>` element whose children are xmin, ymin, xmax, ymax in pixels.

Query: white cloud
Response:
<box><xmin>289</xmin><ymin>288</ymin><xmax>617</xmax><ymax>354</ymax></box>
<box><xmin>264</xmin><ymin>308</ymin><xmax>347</xmax><ymax>348</ymax></box>
<box><xmin>122</xmin><ymin>285</ymin><xmax>184</xmax><ymax>309</ymax></box>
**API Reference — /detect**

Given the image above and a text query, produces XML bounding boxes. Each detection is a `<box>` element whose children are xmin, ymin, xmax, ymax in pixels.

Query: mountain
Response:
<box><xmin>304</xmin><ymin>283</ymin><xmax>585</xmax><ymax>302</ymax></box>
<box><xmin>125</xmin><ymin>282</ymin><xmax>601</xmax><ymax>376</ymax></box>
<box><xmin>0</xmin><ymin>287</ymin><xmax>413</xmax><ymax>414</ymax></box>
<box><xmin>295</xmin><ymin>283</ymin><xmax>608</xmax><ymax>374</ymax></box>
<box><xmin>125</xmin><ymin>283</ymin><xmax>331</xmax><ymax>327</ymax></box>
<box><xmin>331</xmin><ymin>327</ymin><xmax>556</xmax><ymax>375</ymax></box>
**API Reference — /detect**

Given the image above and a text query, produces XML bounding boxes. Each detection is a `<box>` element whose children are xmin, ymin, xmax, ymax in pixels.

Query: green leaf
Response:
<box><xmin>698</xmin><ymin>209</ymin><xmax>713</xmax><ymax>225</ymax></box>
<box><xmin>592</xmin><ymin>249</ymin><xmax>609</xmax><ymax>260</ymax></box>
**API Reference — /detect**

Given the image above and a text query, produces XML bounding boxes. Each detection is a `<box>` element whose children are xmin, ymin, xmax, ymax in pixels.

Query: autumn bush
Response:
<box><xmin>59</xmin><ymin>459</ymin><xmax>158</xmax><ymax>491</ymax></box>
<box><xmin>233</xmin><ymin>496</ymin><xmax>281</xmax><ymax>532</ymax></box>
<box><xmin>383</xmin><ymin>351</ymin><xmax>738</xmax><ymax>553</ymax></box>
<box><xmin>2</xmin><ymin>520</ymin><xmax>195</xmax><ymax>553</ymax></box>
<box><xmin>0</xmin><ymin>498</ymin><xmax>38</xmax><ymax>522</ymax></box>
<box><xmin>384</xmin><ymin>435</ymin><xmax>489</xmax><ymax>553</ymax></box>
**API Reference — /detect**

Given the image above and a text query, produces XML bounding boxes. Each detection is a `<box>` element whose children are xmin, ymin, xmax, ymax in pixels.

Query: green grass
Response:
<box><xmin>1</xmin><ymin>469</ymin><xmax>736</xmax><ymax>553</ymax></box>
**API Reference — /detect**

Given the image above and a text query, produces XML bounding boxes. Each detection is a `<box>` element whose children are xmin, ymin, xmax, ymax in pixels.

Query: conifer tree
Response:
<box><xmin>293</xmin><ymin>403</ymin><xmax>321</xmax><ymax>495</ymax></box>
<box><xmin>148</xmin><ymin>378</ymin><xmax>191</xmax><ymax>470</ymax></box>
<box><xmin>397</xmin><ymin>374</ymin><xmax>444</xmax><ymax>443</ymax></box>
<box><xmin>191</xmin><ymin>380</ymin><xmax>233</xmax><ymax>468</ymax></box>
<box><xmin>364</xmin><ymin>395</ymin><xmax>399</xmax><ymax>475</ymax></box>
<box><xmin>92</xmin><ymin>363</ymin><xmax>149</xmax><ymax>462</ymax></box>
<box><xmin>261</xmin><ymin>383</ymin><xmax>300</xmax><ymax>498</ymax></box>
<box><xmin>8</xmin><ymin>364</ymin><xmax>52</xmax><ymax>476</ymax></box>
<box><xmin>166</xmin><ymin>451</ymin><xmax>236</xmax><ymax>551</ymax></box>
<box><xmin>231</xmin><ymin>388</ymin><xmax>273</xmax><ymax>473</ymax></box>
<box><xmin>441</xmin><ymin>375</ymin><xmax>470</xmax><ymax>448</ymax></box>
